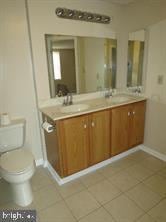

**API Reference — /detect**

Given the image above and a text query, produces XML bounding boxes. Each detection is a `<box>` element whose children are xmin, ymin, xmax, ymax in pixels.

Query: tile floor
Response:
<box><xmin>0</xmin><ymin>150</ymin><xmax>166</xmax><ymax>222</ymax></box>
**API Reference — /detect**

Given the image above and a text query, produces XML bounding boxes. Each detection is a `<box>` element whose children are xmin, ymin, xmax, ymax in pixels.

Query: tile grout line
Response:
<box><xmin>146</xmin><ymin>197</ymin><xmax>166</xmax><ymax>219</ymax></box>
<box><xmin>56</xmin><ymin>179</ymin><xmax>102</xmax><ymax>222</ymax></box>
<box><xmin>64</xmin><ymin>189</ymin><xmax>102</xmax><ymax>221</ymax></box>
<box><xmin>1</xmin><ymin>151</ymin><xmax>165</xmax><ymax>222</ymax></box>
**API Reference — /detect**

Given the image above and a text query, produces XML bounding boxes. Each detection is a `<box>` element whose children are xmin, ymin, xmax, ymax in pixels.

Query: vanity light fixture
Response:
<box><xmin>55</xmin><ymin>8</ymin><xmax>112</xmax><ymax>24</ymax></box>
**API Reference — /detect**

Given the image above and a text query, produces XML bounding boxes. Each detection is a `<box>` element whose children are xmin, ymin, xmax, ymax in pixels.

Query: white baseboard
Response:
<box><xmin>45</xmin><ymin>161</ymin><xmax>65</xmax><ymax>185</ymax></box>
<box><xmin>2</xmin><ymin>145</ymin><xmax>165</xmax><ymax>184</ymax></box>
<box><xmin>140</xmin><ymin>145</ymin><xmax>166</xmax><ymax>162</ymax></box>
<box><xmin>35</xmin><ymin>158</ymin><xmax>44</xmax><ymax>166</ymax></box>
<box><xmin>45</xmin><ymin>146</ymin><xmax>140</xmax><ymax>185</ymax></box>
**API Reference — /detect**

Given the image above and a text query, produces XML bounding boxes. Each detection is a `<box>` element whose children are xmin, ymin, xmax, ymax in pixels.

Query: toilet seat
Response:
<box><xmin>0</xmin><ymin>149</ymin><xmax>35</xmax><ymax>174</ymax></box>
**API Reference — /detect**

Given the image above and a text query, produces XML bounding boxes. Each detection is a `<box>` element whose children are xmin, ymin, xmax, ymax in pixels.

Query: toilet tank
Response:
<box><xmin>0</xmin><ymin>119</ymin><xmax>25</xmax><ymax>153</ymax></box>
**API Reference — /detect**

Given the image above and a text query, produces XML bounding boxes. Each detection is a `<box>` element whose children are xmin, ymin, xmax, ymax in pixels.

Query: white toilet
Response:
<box><xmin>0</xmin><ymin>119</ymin><xmax>35</xmax><ymax>207</ymax></box>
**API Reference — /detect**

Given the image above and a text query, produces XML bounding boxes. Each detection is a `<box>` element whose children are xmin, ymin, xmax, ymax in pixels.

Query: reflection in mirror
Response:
<box><xmin>45</xmin><ymin>35</ymin><xmax>117</xmax><ymax>97</ymax></box>
<box><xmin>127</xmin><ymin>30</ymin><xmax>145</xmax><ymax>87</ymax></box>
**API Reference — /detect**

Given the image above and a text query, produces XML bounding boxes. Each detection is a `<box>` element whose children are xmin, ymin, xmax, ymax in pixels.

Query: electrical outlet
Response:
<box><xmin>157</xmin><ymin>75</ymin><xmax>164</xmax><ymax>85</ymax></box>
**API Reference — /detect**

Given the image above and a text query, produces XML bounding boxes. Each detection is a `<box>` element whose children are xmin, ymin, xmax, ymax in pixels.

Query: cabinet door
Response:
<box><xmin>57</xmin><ymin>115</ymin><xmax>89</xmax><ymax>176</ymax></box>
<box><xmin>129</xmin><ymin>101</ymin><xmax>146</xmax><ymax>148</ymax></box>
<box><xmin>111</xmin><ymin>105</ymin><xmax>131</xmax><ymax>156</ymax></box>
<box><xmin>89</xmin><ymin>110</ymin><xmax>111</xmax><ymax>165</ymax></box>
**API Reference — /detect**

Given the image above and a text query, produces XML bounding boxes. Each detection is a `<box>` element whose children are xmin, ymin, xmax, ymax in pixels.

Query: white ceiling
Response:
<box><xmin>102</xmin><ymin>0</ymin><xmax>136</xmax><ymax>5</ymax></box>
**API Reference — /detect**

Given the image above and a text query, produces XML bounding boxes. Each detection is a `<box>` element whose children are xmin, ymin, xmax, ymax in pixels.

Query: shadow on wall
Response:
<box><xmin>144</xmin><ymin>99</ymin><xmax>166</xmax><ymax>155</ymax></box>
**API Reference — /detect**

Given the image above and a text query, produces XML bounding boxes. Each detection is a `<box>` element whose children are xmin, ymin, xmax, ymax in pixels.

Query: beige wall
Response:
<box><xmin>0</xmin><ymin>0</ymin><xmax>43</xmax><ymax>160</ymax></box>
<box><xmin>1</xmin><ymin>0</ymin><xmax>166</xmax><ymax>161</ymax></box>
<box><xmin>121</xmin><ymin>1</ymin><xmax>166</xmax><ymax>156</ymax></box>
<box><xmin>0</xmin><ymin>32</ymin><xmax>4</xmax><ymax>113</ymax></box>
<box><xmin>84</xmin><ymin>38</ymin><xmax>105</xmax><ymax>92</ymax></box>
<box><xmin>144</xmin><ymin>100</ymin><xmax>166</xmax><ymax>155</ymax></box>
<box><xmin>129</xmin><ymin>30</ymin><xmax>145</xmax><ymax>41</ymax></box>
<box><xmin>27</xmin><ymin>0</ymin><xmax>166</xmax><ymax>157</ymax></box>
<box><xmin>27</xmin><ymin>0</ymin><xmax>123</xmax><ymax>101</ymax></box>
<box><xmin>27</xmin><ymin>0</ymin><xmax>166</xmax><ymax>99</ymax></box>
<box><xmin>124</xmin><ymin>0</ymin><xmax>166</xmax><ymax>32</ymax></box>
<box><xmin>144</xmin><ymin>19</ymin><xmax>166</xmax><ymax>155</ymax></box>
<box><xmin>145</xmin><ymin>19</ymin><xmax>166</xmax><ymax>102</ymax></box>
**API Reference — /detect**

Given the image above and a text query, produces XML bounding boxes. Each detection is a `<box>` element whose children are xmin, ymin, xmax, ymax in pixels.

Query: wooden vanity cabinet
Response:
<box><xmin>89</xmin><ymin>110</ymin><xmax>111</xmax><ymax>165</ymax></box>
<box><xmin>57</xmin><ymin>110</ymin><xmax>111</xmax><ymax>176</ymax></box>
<box><xmin>111</xmin><ymin>105</ymin><xmax>131</xmax><ymax>155</ymax></box>
<box><xmin>111</xmin><ymin>101</ymin><xmax>146</xmax><ymax>156</ymax></box>
<box><xmin>43</xmin><ymin>100</ymin><xmax>146</xmax><ymax>177</ymax></box>
<box><xmin>44</xmin><ymin>110</ymin><xmax>111</xmax><ymax>177</ymax></box>
<box><xmin>57</xmin><ymin>115</ymin><xmax>89</xmax><ymax>176</ymax></box>
<box><xmin>128</xmin><ymin>101</ymin><xmax>146</xmax><ymax>148</ymax></box>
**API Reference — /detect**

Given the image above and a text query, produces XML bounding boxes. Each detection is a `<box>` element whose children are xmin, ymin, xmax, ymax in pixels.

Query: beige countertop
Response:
<box><xmin>40</xmin><ymin>94</ymin><xmax>146</xmax><ymax>121</ymax></box>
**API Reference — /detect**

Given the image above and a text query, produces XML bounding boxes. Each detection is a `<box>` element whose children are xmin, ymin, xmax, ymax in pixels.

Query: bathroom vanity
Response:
<box><xmin>41</xmin><ymin>94</ymin><xmax>146</xmax><ymax>178</ymax></box>
<box><xmin>41</xmin><ymin>32</ymin><xmax>147</xmax><ymax>180</ymax></box>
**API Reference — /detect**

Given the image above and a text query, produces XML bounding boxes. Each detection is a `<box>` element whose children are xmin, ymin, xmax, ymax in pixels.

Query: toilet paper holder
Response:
<box><xmin>46</xmin><ymin>124</ymin><xmax>56</xmax><ymax>131</ymax></box>
<box><xmin>42</xmin><ymin>120</ymin><xmax>56</xmax><ymax>133</ymax></box>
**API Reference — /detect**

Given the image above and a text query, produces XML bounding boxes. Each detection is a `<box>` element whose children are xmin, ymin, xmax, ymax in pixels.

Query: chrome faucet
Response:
<box><xmin>133</xmin><ymin>86</ymin><xmax>142</xmax><ymax>94</ymax></box>
<box><xmin>63</xmin><ymin>93</ymin><xmax>73</xmax><ymax>106</ymax></box>
<box><xmin>68</xmin><ymin>93</ymin><xmax>73</xmax><ymax>105</ymax></box>
<box><xmin>104</xmin><ymin>89</ymin><xmax>113</xmax><ymax>98</ymax></box>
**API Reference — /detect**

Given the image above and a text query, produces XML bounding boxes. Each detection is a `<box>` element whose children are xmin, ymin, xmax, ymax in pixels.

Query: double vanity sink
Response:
<box><xmin>61</xmin><ymin>103</ymin><xmax>90</xmax><ymax>114</ymax></box>
<box><xmin>41</xmin><ymin>93</ymin><xmax>146</xmax><ymax>120</ymax></box>
<box><xmin>60</xmin><ymin>95</ymin><xmax>132</xmax><ymax>114</ymax></box>
<box><xmin>41</xmin><ymin>93</ymin><xmax>146</xmax><ymax>179</ymax></box>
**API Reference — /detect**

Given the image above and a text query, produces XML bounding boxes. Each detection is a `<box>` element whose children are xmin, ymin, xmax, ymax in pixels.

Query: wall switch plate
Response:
<box><xmin>157</xmin><ymin>75</ymin><xmax>164</xmax><ymax>85</ymax></box>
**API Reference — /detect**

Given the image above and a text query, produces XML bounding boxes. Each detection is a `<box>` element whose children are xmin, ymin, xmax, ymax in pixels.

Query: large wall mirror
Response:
<box><xmin>45</xmin><ymin>35</ymin><xmax>117</xmax><ymax>97</ymax></box>
<box><xmin>127</xmin><ymin>30</ymin><xmax>145</xmax><ymax>87</ymax></box>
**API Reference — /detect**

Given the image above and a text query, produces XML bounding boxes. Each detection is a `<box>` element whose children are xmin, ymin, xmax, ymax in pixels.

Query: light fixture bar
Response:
<box><xmin>55</xmin><ymin>8</ymin><xmax>112</xmax><ymax>24</ymax></box>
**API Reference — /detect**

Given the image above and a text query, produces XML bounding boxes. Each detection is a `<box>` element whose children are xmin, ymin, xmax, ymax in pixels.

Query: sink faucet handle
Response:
<box><xmin>104</xmin><ymin>88</ymin><xmax>112</xmax><ymax>98</ymax></box>
<box><xmin>137</xmin><ymin>86</ymin><xmax>142</xmax><ymax>93</ymax></box>
<box><xmin>63</xmin><ymin>93</ymin><xmax>73</xmax><ymax>106</ymax></box>
<box><xmin>104</xmin><ymin>88</ymin><xmax>109</xmax><ymax>98</ymax></box>
<box><xmin>133</xmin><ymin>86</ymin><xmax>142</xmax><ymax>94</ymax></box>
<box><xmin>69</xmin><ymin>93</ymin><xmax>73</xmax><ymax>105</ymax></box>
<box><xmin>63</xmin><ymin>97</ymin><xmax>67</xmax><ymax>106</ymax></box>
<box><xmin>63</xmin><ymin>94</ymin><xmax>69</xmax><ymax>106</ymax></box>
<box><xmin>110</xmin><ymin>89</ymin><xmax>113</xmax><ymax>96</ymax></box>
<box><xmin>112</xmin><ymin>88</ymin><xmax>116</xmax><ymax>95</ymax></box>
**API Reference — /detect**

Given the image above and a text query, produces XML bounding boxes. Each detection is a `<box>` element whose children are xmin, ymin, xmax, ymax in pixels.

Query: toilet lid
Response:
<box><xmin>0</xmin><ymin>149</ymin><xmax>35</xmax><ymax>174</ymax></box>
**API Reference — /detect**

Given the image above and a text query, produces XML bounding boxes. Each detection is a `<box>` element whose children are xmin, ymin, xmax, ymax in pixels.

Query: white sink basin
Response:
<box><xmin>107</xmin><ymin>95</ymin><xmax>133</xmax><ymax>104</ymax></box>
<box><xmin>60</xmin><ymin>104</ymin><xmax>90</xmax><ymax>113</ymax></box>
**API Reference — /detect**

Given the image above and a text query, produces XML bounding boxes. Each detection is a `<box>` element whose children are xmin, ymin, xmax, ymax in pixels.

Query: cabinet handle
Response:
<box><xmin>83</xmin><ymin>124</ymin><xmax>87</xmax><ymax>129</ymax></box>
<box><xmin>133</xmin><ymin>111</ymin><xmax>136</xmax><ymax>115</ymax></box>
<box><xmin>91</xmin><ymin>121</ymin><xmax>95</xmax><ymax>127</ymax></box>
<box><xmin>128</xmin><ymin>112</ymin><xmax>131</xmax><ymax>116</ymax></box>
